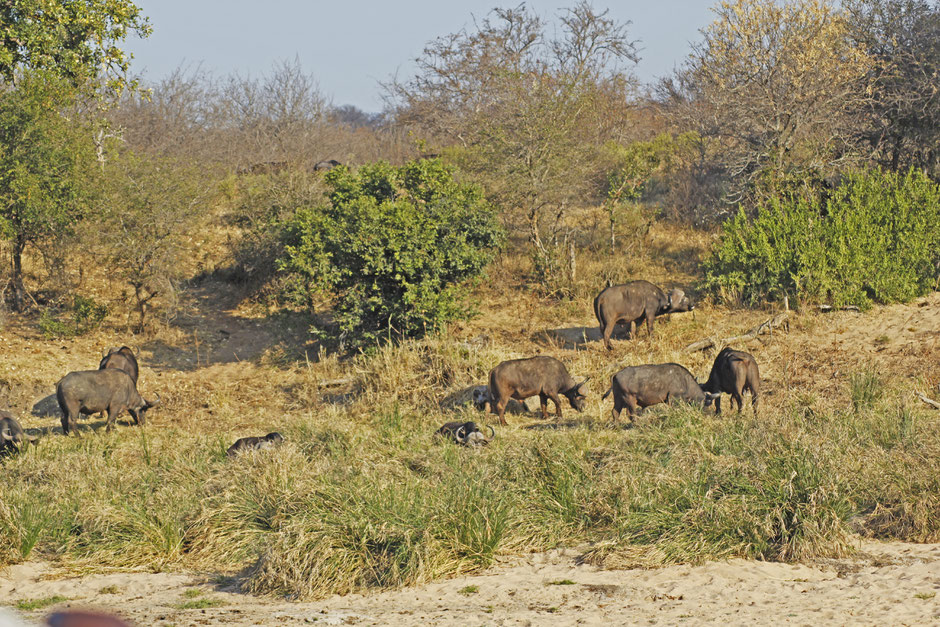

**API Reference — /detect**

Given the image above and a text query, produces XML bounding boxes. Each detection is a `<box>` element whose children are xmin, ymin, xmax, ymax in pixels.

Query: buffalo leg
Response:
<box><xmin>624</xmin><ymin>395</ymin><xmax>638</xmax><ymax>420</ymax></box>
<box><xmin>495</xmin><ymin>399</ymin><xmax>509</xmax><ymax>425</ymax></box>
<box><xmin>106</xmin><ymin>408</ymin><xmax>116</xmax><ymax>432</ymax></box>
<box><xmin>644</xmin><ymin>309</ymin><xmax>655</xmax><ymax>337</ymax></box>
<box><xmin>714</xmin><ymin>395</ymin><xmax>723</xmax><ymax>415</ymax></box>
<box><xmin>539</xmin><ymin>393</ymin><xmax>549</xmax><ymax>419</ymax></box>
<box><xmin>549</xmin><ymin>393</ymin><xmax>563</xmax><ymax>420</ymax></box>
<box><xmin>602</xmin><ymin>320</ymin><xmax>615</xmax><ymax>350</ymax></box>
<box><xmin>732</xmin><ymin>391</ymin><xmax>744</xmax><ymax>413</ymax></box>
<box><xmin>611</xmin><ymin>395</ymin><xmax>624</xmax><ymax>421</ymax></box>
<box><xmin>61</xmin><ymin>411</ymin><xmax>78</xmax><ymax>436</ymax></box>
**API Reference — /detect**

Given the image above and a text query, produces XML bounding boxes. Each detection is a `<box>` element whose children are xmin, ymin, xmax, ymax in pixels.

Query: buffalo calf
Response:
<box><xmin>488</xmin><ymin>356</ymin><xmax>588</xmax><ymax>425</ymax></box>
<box><xmin>701</xmin><ymin>347</ymin><xmax>760</xmax><ymax>414</ymax></box>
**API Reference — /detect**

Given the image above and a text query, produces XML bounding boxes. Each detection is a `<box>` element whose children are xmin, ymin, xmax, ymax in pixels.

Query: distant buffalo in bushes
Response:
<box><xmin>313</xmin><ymin>159</ymin><xmax>341</xmax><ymax>172</ymax></box>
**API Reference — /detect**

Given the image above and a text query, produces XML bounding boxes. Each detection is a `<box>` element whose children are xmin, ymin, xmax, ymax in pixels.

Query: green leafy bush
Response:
<box><xmin>703</xmin><ymin>169</ymin><xmax>940</xmax><ymax>307</ymax></box>
<box><xmin>280</xmin><ymin>159</ymin><xmax>504</xmax><ymax>348</ymax></box>
<box><xmin>38</xmin><ymin>295</ymin><xmax>109</xmax><ymax>338</ymax></box>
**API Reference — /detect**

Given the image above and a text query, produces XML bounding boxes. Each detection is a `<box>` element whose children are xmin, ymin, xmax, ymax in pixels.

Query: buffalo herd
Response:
<box><xmin>479</xmin><ymin>280</ymin><xmax>760</xmax><ymax>429</ymax></box>
<box><xmin>0</xmin><ymin>279</ymin><xmax>758</xmax><ymax>457</ymax></box>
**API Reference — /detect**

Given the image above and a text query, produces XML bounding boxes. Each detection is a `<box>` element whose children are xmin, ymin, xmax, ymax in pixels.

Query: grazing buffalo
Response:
<box><xmin>701</xmin><ymin>347</ymin><xmax>761</xmax><ymax>415</ymax></box>
<box><xmin>593</xmin><ymin>280</ymin><xmax>694</xmax><ymax>350</ymax></box>
<box><xmin>227</xmin><ymin>432</ymin><xmax>285</xmax><ymax>456</ymax></box>
<box><xmin>435</xmin><ymin>421</ymin><xmax>494</xmax><ymax>447</ymax></box>
<box><xmin>313</xmin><ymin>159</ymin><xmax>341</xmax><ymax>172</ymax></box>
<box><xmin>603</xmin><ymin>363</ymin><xmax>719</xmax><ymax>422</ymax></box>
<box><xmin>56</xmin><ymin>370</ymin><xmax>159</xmax><ymax>435</ymax></box>
<box><xmin>1</xmin><ymin>411</ymin><xmax>36</xmax><ymax>455</ymax></box>
<box><xmin>488</xmin><ymin>356</ymin><xmax>588</xmax><ymax>425</ymax></box>
<box><xmin>98</xmin><ymin>346</ymin><xmax>139</xmax><ymax>384</ymax></box>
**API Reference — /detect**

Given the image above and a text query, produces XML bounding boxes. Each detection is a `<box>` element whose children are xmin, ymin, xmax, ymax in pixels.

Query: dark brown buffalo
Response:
<box><xmin>98</xmin><ymin>346</ymin><xmax>139</xmax><ymax>384</ymax></box>
<box><xmin>227</xmin><ymin>432</ymin><xmax>285</xmax><ymax>456</ymax></box>
<box><xmin>701</xmin><ymin>347</ymin><xmax>761</xmax><ymax>414</ymax></box>
<box><xmin>593</xmin><ymin>280</ymin><xmax>694</xmax><ymax>350</ymax></box>
<box><xmin>435</xmin><ymin>421</ymin><xmax>494</xmax><ymax>446</ymax></box>
<box><xmin>56</xmin><ymin>370</ymin><xmax>159</xmax><ymax>435</ymax></box>
<box><xmin>487</xmin><ymin>356</ymin><xmax>588</xmax><ymax>425</ymax></box>
<box><xmin>1</xmin><ymin>411</ymin><xmax>36</xmax><ymax>455</ymax></box>
<box><xmin>603</xmin><ymin>363</ymin><xmax>719</xmax><ymax>422</ymax></box>
<box><xmin>313</xmin><ymin>159</ymin><xmax>342</xmax><ymax>172</ymax></box>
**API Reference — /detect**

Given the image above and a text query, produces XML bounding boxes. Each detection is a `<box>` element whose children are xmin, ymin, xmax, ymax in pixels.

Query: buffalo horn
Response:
<box><xmin>455</xmin><ymin>424</ymin><xmax>468</xmax><ymax>443</ymax></box>
<box><xmin>485</xmin><ymin>425</ymin><xmax>495</xmax><ymax>440</ymax></box>
<box><xmin>147</xmin><ymin>394</ymin><xmax>162</xmax><ymax>407</ymax></box>
<box><xmin>1</xmin><ymin>429</ymin><xmax>12</xmax><ymax>442</ymax></box>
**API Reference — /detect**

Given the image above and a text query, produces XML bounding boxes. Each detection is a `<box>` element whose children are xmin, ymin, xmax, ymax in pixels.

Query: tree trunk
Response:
<box><xmin>12</xmin><ymin>237</ymin><xmax>25</xmax><ymax>312</ymax></box>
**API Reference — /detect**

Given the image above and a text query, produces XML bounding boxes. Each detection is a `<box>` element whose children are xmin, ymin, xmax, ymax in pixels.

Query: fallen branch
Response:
<box><xmin>318</xmin><ymin>377</ymin><xmax>354</xmax><ymax>388</ymax></box>
<box><xmin>819</xmin><ymin>305</ymin><xmax>860</xmax><ymax>312</ymax></box>
<box><xmin>917</xmin><ymin>393</ymin><xmax>940</xmax><ymax>411</ymax></box>
<box><xmin>685</xmin><ymin>311</ymin><xmax>790</xmax><ymax>352</ymax></box>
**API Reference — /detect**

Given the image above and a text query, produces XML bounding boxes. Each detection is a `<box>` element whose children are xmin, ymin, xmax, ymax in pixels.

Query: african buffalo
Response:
<box><xmin>435</xmin><ymin>421</ymin><xmax>494</xmax><ymax>446</ymax></box>
<box><xmin>603</xmin><ymin>363</ymin><xmax>719</xmax><ymax>422</ymax></box>
<box><xmin>593</xmin><ymin>280</ymin><xmax>694</xmax><ymax>350</ymax></box>
<box><xmin>56</xmin><ymin>369</ymin><xmax>159</xmax><ymax>435</ymax></box>
<box><xmin>1</xmin><ymin>411</ymin><xmax>36</xmax><ymax>455</ymax></box>
<box><xmin>227</xmin><ymin>432</ymin><xmax>285</xmax><ymax>456</ymax></box>
<box><xmin>701</xmin><ymin>347</ymin><xmax>761</xmax><ymax>415</ymax></box>
<box><xmin>313</xmin><ymin>159</ymin><xmax>341</xmax><ymax>172</ymax></box>
<box><xmin>98</xmin><ymin>346</ymin><xmax>139</xmax><ymax>384</ymax></box>
<box><xmin>488</xmin><ymin>356</ymin><xmax>588</xmax><ymax>425</ymax></box>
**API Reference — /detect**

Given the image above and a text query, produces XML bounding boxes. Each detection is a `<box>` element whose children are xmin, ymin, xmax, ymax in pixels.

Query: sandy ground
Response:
<box><xmin>1</xmin><ymin>540</ymin><xmax>939</xmax><ymax>626</ymax></box>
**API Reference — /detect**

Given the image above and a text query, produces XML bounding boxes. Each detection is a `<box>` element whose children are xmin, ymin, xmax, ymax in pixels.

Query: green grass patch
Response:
<box><xmin>15</xmin><ymin>596</ymin><xmax>69</xmax><ymax>611</ymax></box>
<box><xmin>458</xmin><ymin>585</ymin><xmax>478</xmax><ymax>595</ymax></box>
<box><xmin>547</xmin><ymin>579</ymin><xmax>576</xmax><ymax>585</ymax></box>
<box><xmin>172</xmin><ymin>597</ymin><xmax>223</xmax><ymax>610</ymax></box>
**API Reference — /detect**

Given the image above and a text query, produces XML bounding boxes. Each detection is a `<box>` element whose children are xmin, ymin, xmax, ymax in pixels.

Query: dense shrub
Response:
<box><xmin>280</xmin><ymin>159</ymin><xmax>504</xmax><ymax>348</ymax></box>
<box><xmin>702</xmin><ymin>169</ymin><xmax>940</xmax><ymax>307</ymax></box>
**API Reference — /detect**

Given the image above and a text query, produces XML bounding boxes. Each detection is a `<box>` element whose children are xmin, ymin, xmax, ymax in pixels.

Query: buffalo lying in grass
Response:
<box><xmin>227</xmin><ymin>432</ymin><xmax>285</xmax><ymax>456</ymax></box>
<box><xmin>435</xmin><ymin>421</ymin><xmax>494</xmax><ymax>446</ymax></box>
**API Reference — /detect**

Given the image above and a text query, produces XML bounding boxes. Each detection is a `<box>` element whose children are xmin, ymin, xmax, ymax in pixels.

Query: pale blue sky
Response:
<box><xmin>124</xmin><ymin>1</ymin><xmax>716</xmax><ymax>112</ymax></box>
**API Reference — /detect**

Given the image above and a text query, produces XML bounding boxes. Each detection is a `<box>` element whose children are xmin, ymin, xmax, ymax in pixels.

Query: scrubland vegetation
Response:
<box><xmin>1</xmin><ymin>0</ymin><xmax>939</xmax><ymax>603</ymax></box>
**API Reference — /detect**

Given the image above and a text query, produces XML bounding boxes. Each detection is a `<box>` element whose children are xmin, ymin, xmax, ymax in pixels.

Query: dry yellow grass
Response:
<box><xmin>1</xmin><ymin>221</ymin><xmax>938</xmax><ymax>600</ymax></box>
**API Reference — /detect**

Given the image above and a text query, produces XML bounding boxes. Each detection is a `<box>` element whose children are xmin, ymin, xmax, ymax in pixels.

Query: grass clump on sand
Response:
<box><xmin>14</xmin><ymin>596</ymin><xmax>69</xmax><ymax>611</ymax></box>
